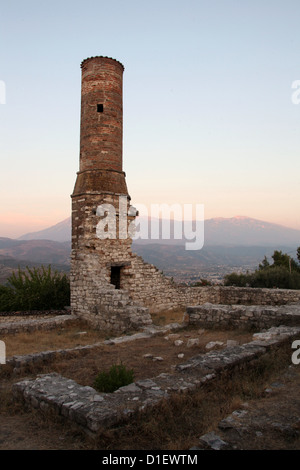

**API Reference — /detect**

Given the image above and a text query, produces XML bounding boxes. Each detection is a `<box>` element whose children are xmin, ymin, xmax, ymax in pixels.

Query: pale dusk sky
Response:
<box><xmin>1</xmin><ymin>0</ymin><xmax>300</xmax><ymax>238</ymax></box>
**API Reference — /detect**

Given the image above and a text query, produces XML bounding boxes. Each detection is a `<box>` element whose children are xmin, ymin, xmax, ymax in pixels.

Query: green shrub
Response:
<box><xmin>0</xmin><ymin>265</ymin><xmax>70</xmax><ymax>311</ymax></box>
<box><xmin>224</xmin><ymin>272</ymin><xmax>252</xmax><ymax>287</ymax></box>
<box><xmin>224</xmin><ymin>248</ymin><xmax>300</xmax><ymax>289</ymax></box>
<box><xmin>93</xmin><ymin>363</ymin><xmax>135</xmax><ymax>393</ymax></box>
<box><xmin>192</xmin><ymin>279</ymin><xmax>212</xmax><ymax>287</ymax></box>
<box><xmin>0</xmin><ymin>284</ymin><xmax>15</xmax><ymax>311</ymax></box>
<box><xmin>224</xmin><ymin>266</ymin><xmax>300</xmax><ymax>290</ymax></box>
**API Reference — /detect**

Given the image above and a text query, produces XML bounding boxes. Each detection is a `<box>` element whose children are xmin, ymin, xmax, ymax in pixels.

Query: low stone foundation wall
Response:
<box><xmin>186</xmin><ymin>303</ymin><xmax>300</xmax><ymax>330</ymax></box>
<box><xmin>217</xmin><ymin>286</ymin><xmax>300</xmax><ymax>306</ymax></box>
<box><xmin>177</xmin><ymin>286</ymin><xmax>300</xmax><ymax>310</ymax></box>
<box><xmin>0</xmin><ymin>315</ymin><xmax>77</xmax><ymax>335</ymax></box>
<box><xmin>133</xmin><ymin>283</ymin><xmax>300</xmax><ymax>313</ymax></box>
<box><xmin>0</xmin><ymin>309</ymin><xmax>69</xmax><ymax>317</ymax></box>
<box><xmin>12</xmin><ymin>325</ymin><xmax>300</xmax><ymax>436</ymax></box>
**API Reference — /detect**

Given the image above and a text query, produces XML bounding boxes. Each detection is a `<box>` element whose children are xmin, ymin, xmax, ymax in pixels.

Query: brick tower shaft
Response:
<box><xmin>72</xmin><ymin>56</ymin><xmax>128</xmax><ymax>200</ymax></box>
<box><xmin>79</xmin><ymin>56</ymin><xmax>124</xmax><ymax>173</ymax></box>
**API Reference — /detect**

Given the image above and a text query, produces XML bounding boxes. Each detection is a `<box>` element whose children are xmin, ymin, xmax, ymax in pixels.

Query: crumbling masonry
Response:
<box><xmin>70</xmin><ymin>56</ymin><xmax>179</xmax><ymax>331</ymax></box>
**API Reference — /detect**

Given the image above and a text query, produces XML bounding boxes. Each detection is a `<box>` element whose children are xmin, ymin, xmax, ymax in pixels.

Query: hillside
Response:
<box><xmin>132</xmin><ymin>243</ymin><xmax>297</xmax><ymax>284</ymax></box>
<box><xmin>18</xmin><ymin>217</ymin><xmax>71</xmax><ymax>243</ymax></box>
<box><xmin>0</xmin><ymin>238</ymin><xmax>71</xmax><ymax>264</ymax></box>
<box><xmin>0</xmin><ymin>215</ymin><xmax>298</xmax><ymax>285</ymax></box>
<box><xmin>0</xmin><ymin>238</ymin><xmax>70</xmax><ymax>284</ymax></box>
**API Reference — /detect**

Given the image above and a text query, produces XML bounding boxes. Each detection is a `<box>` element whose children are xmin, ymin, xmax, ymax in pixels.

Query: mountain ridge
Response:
<box><xmin>18</xmin><ymin>217</ymin><xmax>71</xmax><ymax>243</ymax></box>
<box><xmin>16</xmin><ymin>215</ymin><xmax>300</xmax><ymax>247</ymax></box>
<box><xmin>1</xmin><ymin>214</ymin><xmax>299</xmax><ymax>284</ymax></box>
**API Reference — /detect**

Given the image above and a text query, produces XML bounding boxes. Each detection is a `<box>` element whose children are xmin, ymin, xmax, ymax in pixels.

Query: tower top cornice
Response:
<box><xmin>80</xmin><ymin>56</ymin><xmax>124</xmax><ymax>71</ymax></box>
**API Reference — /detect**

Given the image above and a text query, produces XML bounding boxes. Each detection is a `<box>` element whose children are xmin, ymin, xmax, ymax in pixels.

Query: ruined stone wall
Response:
<box><xmin>219</xmin><ymin>286</ymin><xmax>300</xmax><ymax>305</ymax></box>
<box><xmin>70</xmin><ymin>250</ymin><xmax>153</xmax><ymax>332</ymax></box>
<box><xmin>186</xmin><ymin>303</ymin><xmax>300</xmax><ymax>329</ymax></box>
<box><xmin>122</xmin><ymin>278</ymin><xmax>300</xmax><ymax>314</ymax></box>
<box><xmin>121</xmin><ymin>254</ymin><xmax>182</xmax><ymax>311</ymax></box>
<box><xmin>71</xmin><ymin>249</ymin><xmax>300</xmax><ymax>322</ymax></box>
<box><xmin>178</xmin><ymin>285</ymin><xmax>300</xmax><ymax>308</ymax></box>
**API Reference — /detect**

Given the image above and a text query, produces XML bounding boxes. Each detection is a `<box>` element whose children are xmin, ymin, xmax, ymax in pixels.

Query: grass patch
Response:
<box><xmin>2</xmin><ymin>321</ymin><xmax>121</xmax><ymax>358</ymax></box>
<box><xmin>94</xmin><ymin>363</ymin><xmax>135</xmax><ymax>393</ymax></box>
<box><xmin>92</xmin><ymin>343</ymin><xmax>294</xmax><ymax>450</ymax></box>
<box><xmin>150</xmin><ymin>307</ymin><xmax>186</xmax><ymax>326</ymax></box>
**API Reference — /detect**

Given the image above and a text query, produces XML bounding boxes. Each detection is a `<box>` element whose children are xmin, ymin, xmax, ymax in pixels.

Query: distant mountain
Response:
<box><xmin>203</xmin><ymin>216</ymin><xmax>300</xmax><ymax>247</ymax></box>
<box><xmin>17</xmin><ymin>215</ymin><xmax>300</xmax><ymax>247</ymax></box>
<box><xmin>18</xmin><ymin>217</ymin><xmax>71</xmax><ymax>243</ymax></box>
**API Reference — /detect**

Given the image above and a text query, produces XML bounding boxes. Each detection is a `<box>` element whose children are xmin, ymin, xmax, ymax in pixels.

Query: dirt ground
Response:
<box><xmin>0</xmin><ymin>313</ymin><xmax>300</xmax><ymax>451</ymax></box>
<box><xmin>196</xmin><ymin>364</ymin><xmax>300</xmax><ymax>451</ymax></box>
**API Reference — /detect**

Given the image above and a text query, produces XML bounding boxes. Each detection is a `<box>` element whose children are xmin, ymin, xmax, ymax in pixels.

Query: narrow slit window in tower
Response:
<box><xmin>111</xmin><ymin>266</ymin><xmax>121</xmax><ymax>289</ymax></box>
<box><xmin>97</xmin><ymin>104</ymin><xmax>104</xmax><ymax>113</ymax></box>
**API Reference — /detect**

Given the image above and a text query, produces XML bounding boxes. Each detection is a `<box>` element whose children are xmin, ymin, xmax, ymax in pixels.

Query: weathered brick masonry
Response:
<box><xmin>70</xmin><ymin>56</ymin><xmax>182</xmax><ymax>331</ymax></box>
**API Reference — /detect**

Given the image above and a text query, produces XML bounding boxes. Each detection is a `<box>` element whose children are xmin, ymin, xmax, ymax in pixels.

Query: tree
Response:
<box><xmin>271</xmin><ymin>250</ymin><xmax>299</xmax><ymax>273</ymax></box>
<box><xmin>258</xmin><ymin>255</ymin><xmax>270</xmax><ymax>270</ymax></box>
<box><xmin>224</xmin><ymin>248</ymin><xmax>300</xmax><ymax>289</ymax></box>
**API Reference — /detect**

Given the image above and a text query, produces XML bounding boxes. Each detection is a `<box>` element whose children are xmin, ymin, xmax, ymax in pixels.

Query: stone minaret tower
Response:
<box><xmin>71</xmin><ymin>56</ymin><xmax>177</xmax><ymax>331</ymax></box>
<box><xmin>70</xmin><ymin>56</ymin><xmax>151</xmax><ymax>331</ymax></box>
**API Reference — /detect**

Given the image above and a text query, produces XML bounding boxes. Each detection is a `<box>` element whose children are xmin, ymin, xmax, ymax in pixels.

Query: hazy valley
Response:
<box><xmin>1</xmin><ymin>215</ymin><xmax>299</xmax><ymax>285</ymax></box>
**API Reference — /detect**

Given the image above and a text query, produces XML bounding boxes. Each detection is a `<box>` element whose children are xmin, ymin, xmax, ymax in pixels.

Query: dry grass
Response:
<box><xmin>150</xmin><ymin>307</ymin><xmax>186</xmax><ymax>326</ymax></box>
<box><xmin>1</xmin><ymin>308</ymin><xmax>186</xmax><ymax>358</ymax></box>
<box><xmin>0</xmin><ymin>344</ymin><xmax>296</xmax><ymax>450</ymax></box>
<box><xmin>2</xmin><ymin>321</ymin><xmax>124</xmax><ymax>358</ymax></box>
<box><xmin>1</xmin><ymin>320</ymin><xmax>254</xmax><ymax>388</ymax></box>
<box><xmin>92</xmin><ymin>345</ymin><xmax>295</xmax><ymax>450</ymax></box>
<box><xmin>95</xmin><ymin>380</ymin><xmax>242</xmax><ymax>450</ymax></box>
<box><xmin>1</xmin><ymin>310</ymin><xmax>298</xmax><ymax>450</ymax></box>
<box><xmin>2</xmin><ymin>307</ymin><xmax>253</xmax><ymax>360</ymax></box>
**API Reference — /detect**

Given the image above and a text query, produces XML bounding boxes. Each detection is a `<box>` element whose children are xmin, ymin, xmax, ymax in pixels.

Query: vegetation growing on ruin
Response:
<box><xmin>93</xmin><ymin>363</ymin><xmax>135</xmax><ymax>393</ymax></box>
